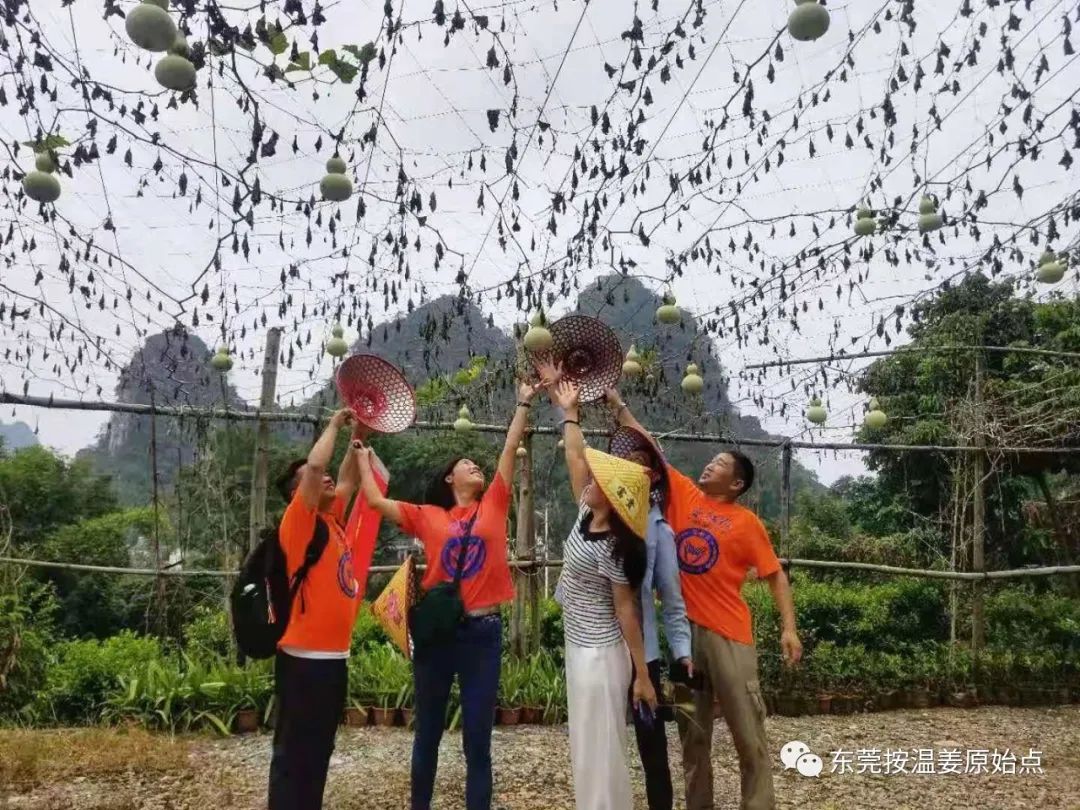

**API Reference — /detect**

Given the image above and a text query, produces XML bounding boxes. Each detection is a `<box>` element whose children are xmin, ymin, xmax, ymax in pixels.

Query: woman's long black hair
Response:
<box><xmin>425</xmin><ymin>456</ymin><xmax>465</xmax><ymax>509</ymax></box>
<box><xmin>582</xmin><ymin>508</ymin><xmax>646</xmax><ymax>590</ymax></box>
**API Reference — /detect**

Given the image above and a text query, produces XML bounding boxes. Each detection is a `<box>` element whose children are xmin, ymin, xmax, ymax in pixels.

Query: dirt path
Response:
<box><xmin>3</xmin><ymin>706</ymin><xmax>1079</xmax><ymax>809</ymax></box>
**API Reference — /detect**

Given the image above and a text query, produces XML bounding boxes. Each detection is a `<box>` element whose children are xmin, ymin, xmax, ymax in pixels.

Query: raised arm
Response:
<box><xmin>605</xmin><ymin>388</ymin><xmax>664</xmax><ymax>453</ymax></box>
<box><xmin>496</xmin><ymin>380</ymin><xmax>543</xmax><ymax>486</ymax></box>
<box><xmin>356</xmin><ymin>445</ymin><xmax>404</xmax><ymax>525</ymax></box>
<box><xmin>334</xmin><ymin>423</ymin><xmax>369</xmax><ymax>504</ymax></box>
<box><xmin>298</xmin><ymin>409</ymin><xmax>353</xmax><ymax>509</ymax></box>
<box><xmin>549</xmin><ymin>380</ymin><xmax>589</xmax><ymax>502</ymax></box>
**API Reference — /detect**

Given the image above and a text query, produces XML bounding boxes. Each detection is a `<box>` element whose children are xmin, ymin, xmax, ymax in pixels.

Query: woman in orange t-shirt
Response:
<box><xmin>356</xmin><ymin>381</ymin><xmax>541</xmax><ymax>810</ymax></box>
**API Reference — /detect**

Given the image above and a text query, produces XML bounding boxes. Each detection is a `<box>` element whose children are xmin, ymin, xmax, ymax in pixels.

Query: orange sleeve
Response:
<box><xmin>483</xmin><ymin>472</ymin><xmax>511</xmax><ymax>512</ymax></box>
<box><xmin>279</xmin><ymin>492</ymin><xmax>317</xmax><ymax>563</ymax></box>
<box><xmin>745</xmin><ymin>512</ymin><xmax>782</xmax><ymax>577</ymax></box>
<box><xmin>397</xmin><ymin>500</ymin><xmax>429</xmax><ymax>539</ymax></box>
<box><xmin>330</xmin><ymin>496</ymin><xmax>347</xmax><ymax>524</ymax></box>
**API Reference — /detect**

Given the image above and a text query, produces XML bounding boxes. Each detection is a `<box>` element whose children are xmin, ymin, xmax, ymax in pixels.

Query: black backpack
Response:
<box><xmin>230</xmin><ymin>518</ymin><xmax>329</xmax><ymax>659</ymax></box>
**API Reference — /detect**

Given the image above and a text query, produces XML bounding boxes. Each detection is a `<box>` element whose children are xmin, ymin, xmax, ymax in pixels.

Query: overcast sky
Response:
<box><xmin>1</xmin><ymin>0</ymin><xmax>1076</xmax><ymax>484</ymax></box>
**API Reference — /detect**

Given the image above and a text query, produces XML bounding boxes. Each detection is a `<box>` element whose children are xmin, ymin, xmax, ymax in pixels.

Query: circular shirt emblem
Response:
<box><xmin>337</xmin><ymin>549</ymin><xmax>358</xmax><ymax>598</ymax></box>
<box><xmin>676</xmin><ymin>528</ymin><xmax>720</xmax><ymax>574</ymax></box>
<box><xmin>440</xmin><ymin>535</ymin><xmax>487</xmax><ymax>580</ymax></box>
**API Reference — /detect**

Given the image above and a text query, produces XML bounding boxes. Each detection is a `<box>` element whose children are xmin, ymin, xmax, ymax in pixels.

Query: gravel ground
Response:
<box><xmin>4</xmin><ymin>706</ymin><xmax>1079</xmax><ymax>809</ymax></box>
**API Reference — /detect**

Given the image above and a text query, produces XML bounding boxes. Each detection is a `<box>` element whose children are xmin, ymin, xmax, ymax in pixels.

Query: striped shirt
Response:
<box><xmin>555</xmin><ymin>509</ymin><xmax>629</xmax><ymax>647</ymax></box>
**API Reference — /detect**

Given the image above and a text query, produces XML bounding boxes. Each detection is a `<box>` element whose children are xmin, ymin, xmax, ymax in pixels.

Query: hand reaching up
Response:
<box><xmin>551</xmin><ymin>379</ymin><xmax>581</xmax><ymax>417</ymax></box>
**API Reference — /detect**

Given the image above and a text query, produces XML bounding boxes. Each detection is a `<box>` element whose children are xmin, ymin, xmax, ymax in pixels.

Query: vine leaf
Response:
<box><xmin>286</xmin><ymin>52</ymin><xmax>312</xmax><ymax>72</ymax></box>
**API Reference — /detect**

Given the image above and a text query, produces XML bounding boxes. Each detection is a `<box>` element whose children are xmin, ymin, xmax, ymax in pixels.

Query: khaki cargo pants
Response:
<box><xmin>676</xmin><ymin>624</ymin><xmax>775</xmax><ymax>810</ymax></box>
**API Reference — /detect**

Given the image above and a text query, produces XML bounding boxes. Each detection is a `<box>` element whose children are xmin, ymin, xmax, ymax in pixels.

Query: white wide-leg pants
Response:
<box><xmin>565</xmin><ymin>640</ymin><xmax>633</xmax><ymax>810</ymax></box>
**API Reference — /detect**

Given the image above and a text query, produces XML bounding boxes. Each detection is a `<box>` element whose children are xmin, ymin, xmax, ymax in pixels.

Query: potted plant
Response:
<box><xmin>519</xmin><ymin>656</ymin><xmax>546</xmax><ymax>724</ymax></box>
<box><xmin>344</xmin><ymin>700</ymin><xmax>370</xmax><ymax>727</ymax></box>
<box><xmin>497</xmin><ymin>659</ymin><xmax>525</xmax><ymax>726</ymax></box>
<box><xmin>396</xmin><ymin>681</ymin><xmax>415</xmax><ymax>728</ymax></box>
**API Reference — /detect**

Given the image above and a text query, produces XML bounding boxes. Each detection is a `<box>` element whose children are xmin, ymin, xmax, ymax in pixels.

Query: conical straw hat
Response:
<box><xmin>584</xmin><ymin>447</ymin><xmax>650</xmax><ymax>539</ymax></box>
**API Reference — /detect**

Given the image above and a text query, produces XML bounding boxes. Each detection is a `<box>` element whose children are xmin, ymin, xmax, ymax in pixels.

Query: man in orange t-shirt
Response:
<box><xmin>607</xmin><ymin>392</ymin><xmax>803</xmax><ymax>810</ymax></box>
<box><xmin>269</xmin><ymin>408</ymin><xmax>386</xmax><ymax>810</ymax></box>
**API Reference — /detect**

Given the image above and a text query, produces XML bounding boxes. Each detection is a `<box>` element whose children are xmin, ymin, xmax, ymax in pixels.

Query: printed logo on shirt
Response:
<box><xmin>338</xmin><ymin>550</ymin><xmax>358</xmax><ymax>598</ymax></box>
<box><xmin>440</xmin><ymin>534</ymin><xmax>487</xmax><ymax>580</ymax></box>
<box><xmin>676</xmin><ymin>527</ymin><xmax>720</xmax><ymax>574</ymax></box>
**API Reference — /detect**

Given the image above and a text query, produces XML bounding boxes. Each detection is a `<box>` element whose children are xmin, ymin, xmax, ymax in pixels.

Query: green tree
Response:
<box><xmin>0</xmin><ymin>446</ymin><xmax>117</xmax><ymax>549</ymax></box>
<box><xmin>858</xmin><ymin>274</ymin><xmax>1080</xmax><ymax>568</ymax></box>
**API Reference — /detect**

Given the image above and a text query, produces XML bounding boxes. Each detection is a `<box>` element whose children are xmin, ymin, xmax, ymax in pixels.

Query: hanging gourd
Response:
<box><xmin>864</xmin><ymin>397</ymin><xmax>887</xmax><ymax>429</ymax></box>
<box><xmin>853</xmin><ymin>206</ymin><xmax>876</xmax><ymax>237</ymax></box>
<box><xmin>453</xmin><ymin>405</ymin><xmax>474</xmax><ymax>432</ymax></box>
<box><xmin>320</xmin><ymin>156</ymin><xmax>353</xmax><ymax>202</ymax></box>
<box><xmin>1036</xmin><ymin>250</ymin><xmax>1065</xmax><ymax>284</ymax></box>
<box><xmin>326</xmin><ymin>324</ymin><xmax>349</xmax><ymax>358</ymax></box>
<box><xmin>515</xmin><ymin>444</ymin><xmax>527</xmax><ymax>458</ymax></box>
<box><xmin>622</xmin><ymin>344</ymin><xmax>643</xmax><ymax>377</ymax></box>
<box><xmin>787</xmin><ymin>0</ymin><xmax>830</xmax><ymax>42</ymax></box>
<box><xmin>656</xmin><ymin>294</ymin><xmax>681</xmax><ymax>325</ymax></box>
<box><xmin>126</xmin><ymin>0</ymin><xmax>178</xmax><ymax>53</ymax></box>
<box><xmin>917</xmin><ymin>195</ymin><xmax>943</xmax><ymax>232</ymax></box>
<box><xmin>211</xmin><ymin>346</ymin><xmax>233</xmax><ymax>372</ymax></box>
<box><xmin>23</xmin><ymin>152</ymin><xmax>61</xmax><ymax>204</ymax></box>
<box><xmin>806</xmin><ymin>397</ymin><xmax>827</xmax><ymax>424</ymax></box>
<box><xmin>681</xmin><ymin>363</ymin><xmax>704</xmax><ymax>395</ymax></box>
<box><xmin>155</xmin><ymin>34</ymin><xmax>196</xmax><ymax>91</ymax></box>
<box><xmin>523</xmin><ymin>311</ymin><xmax>553</xmax><ymax>352</ymax></box>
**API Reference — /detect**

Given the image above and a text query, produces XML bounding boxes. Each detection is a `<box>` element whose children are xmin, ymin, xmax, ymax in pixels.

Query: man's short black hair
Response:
<box><xmin>275</xmin><ymin>458</ymin><xmax>307</xmax><ymax>503</ymax></box>
<box><xmin>728</xmin><ymin>450</ymin><xmax>755</xmax><ymax>496</ymax></box>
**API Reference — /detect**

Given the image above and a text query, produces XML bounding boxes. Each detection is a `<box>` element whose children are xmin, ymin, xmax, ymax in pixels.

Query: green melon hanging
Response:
<box><xmin>155</xmin><ymin>34</ymin><xmax>196</xmax><ymax>91</ymax></box>
<box><xmin>787</xmin><ymin>0</ymin><xmax>830</xmax><ymax>42</ymax></box>
<box><xmin>622</xmin><ymin>345</ymin><xmax>643</xmax><ymax>377</ymax></box>
<box><xmin>806</xmin><ymin>397</ymin><xmax>827</xmax><ymax>425</ymax></box>
<box><xmin>853</xmin><ymin>205</ymin><xmax>876</xmax><ymax>237</ymax></box>
<box><xmin>320</xmin><ymin>156</ymin><xmax>353</xmax><ymax>202</ymax></box>
<box><xmin>656</xmin><ymin>294</ymin><xmax>681</xmax><ymax>325</ymax></box>
<box><xmin>23</xmin><ymin>152</ymin><xmax>62</xmax><ymax>204</ymax></box>
<box><xmin>681</xmin><ymin>363</ymin><xmax>704</xmax><ymax>395</ymax></box>
<box><xmin>326</xmin><ymin>324</ymin><xmax>349</xmax><ymax>358</ymax></box>
<box><xmin>917</xmin><ymin>195</ymin><xmax>943</xmax><ymax>232</ymax></box>
<box><xmin>864</xmin><ymin>397</ymin><xmax>887</xmax><ymax>429</ymax></box>
<box><xmin>453</xmin><ymin>405</ymin><xmax>474</xmax><ymax>432</ymax></box>
<box><xmin>211</xmin><ymin>346</ymin><xmax>233</xmax><ymax>372</ymax></box>
<box><xmin>523</xmin><ymin>311</ymin><xmax>553</xmax><ymax>352</ymax></box>
<box><xmin>126</xmin><ymin>0</ymin><xmax>178</xmax><ymax>53</ymax></box>
<box><xmin>1036</xmin><ymin>249</ymin><xmax>1066</xmax><ymax>284</ymax></box>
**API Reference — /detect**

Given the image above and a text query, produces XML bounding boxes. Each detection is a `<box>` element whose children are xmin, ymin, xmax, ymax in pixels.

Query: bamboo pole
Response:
<box><xmin>511</xmin><ymin>432</ymin><xmax>535</xmax><ymax>658</ymax></box>
<box><xmin>4</xmin><ymin>390</ymin><xmax>1079</xmax><ymax>456</ymax></box>
<box><xmin>6</xmin><ymin>554</ymin><xmax>1078</xmax><ymax>581</ymax></box>
<box><xmin>744</xmin><ymin>344</ymin><xmax>1080</xmax><ymax>370</ymax></box>
<box><xmin>249</xmin><ymin>328</ymin><xmax>282</xmax><ymax>554</ymax></box>
<box><xmin>972</xmin><ymin>351</ymin><xmax>987</xmax><ymax>656</ymax></box>
<box><xmin>780</xmin><ymin>443</ymin><xmax>792</xmax><ymax>554</ymax></box>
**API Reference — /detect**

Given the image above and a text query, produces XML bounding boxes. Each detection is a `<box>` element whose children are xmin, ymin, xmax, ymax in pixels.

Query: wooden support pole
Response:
<box><xmin>511</xmin><ymin>432</ymin><xmax>535</xmax><ymax>658</ymax></box>
<box><xmin>249</xmin><ymin>328</ymin><xmax>282</xmax><ymax>554</ymax></box>
<box><xmin>972</xmin><ymin>350</ymin><xmax>987</xmax><ymax>656</ymax></box>
<box><xmin>780</xmin><ymin>443</ymin><xmax>792</xmax><ymax>554</ymax></box>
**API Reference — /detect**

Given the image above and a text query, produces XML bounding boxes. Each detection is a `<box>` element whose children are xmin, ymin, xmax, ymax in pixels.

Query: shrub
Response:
<box><xmin>182</xmin><ymin>608</ymin><xmax>233</xmax><ymax>661</ymax></box>
<box><xmin>37</xmin><ymin>631</ymin><xmax>163</xmax><ymax>724</ymax></box>
<box><xmin>351</xmin><ymin>604</ymin><xmax>391</xmax><ymax>653</ymax></box>
<box><xmin>0</xmin><ymin>584</ymin><xmax>58</xmax><ymax>722</ymax></box>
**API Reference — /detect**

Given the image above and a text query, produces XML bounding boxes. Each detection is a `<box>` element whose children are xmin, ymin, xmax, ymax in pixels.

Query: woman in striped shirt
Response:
<box><xmin>548</xmin><ymin>378</ymin><xmax>657</xmax><ymax>810</ymax></box>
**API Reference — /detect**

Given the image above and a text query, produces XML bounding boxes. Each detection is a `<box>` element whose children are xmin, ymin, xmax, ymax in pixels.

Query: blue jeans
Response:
<box><xmin>411</xmin><ymin>615</ymin><xmax>502</xmax><ymax>810</ymax></box>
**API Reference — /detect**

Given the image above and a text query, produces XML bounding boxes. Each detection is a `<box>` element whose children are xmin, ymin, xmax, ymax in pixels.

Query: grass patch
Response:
<box><xmin>0</xmin><ymin>727</ymin><xmax>190</xmax><ymax>789</ymax></box>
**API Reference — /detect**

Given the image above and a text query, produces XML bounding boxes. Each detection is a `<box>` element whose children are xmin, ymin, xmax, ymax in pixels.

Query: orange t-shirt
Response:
<box><xmin>397</xmin><ymin>472</ymin><xmax>515</xmax><ymax>613</ymax></box>
<box><xmin>664</xmin><ymin>466</ymin><xmax>781</xmax><ymax>645</ymax></box>
<box><xmin>277</xmin><ymin>494</ymin><xmax>361</xmax><ymax>654</ymax></box>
